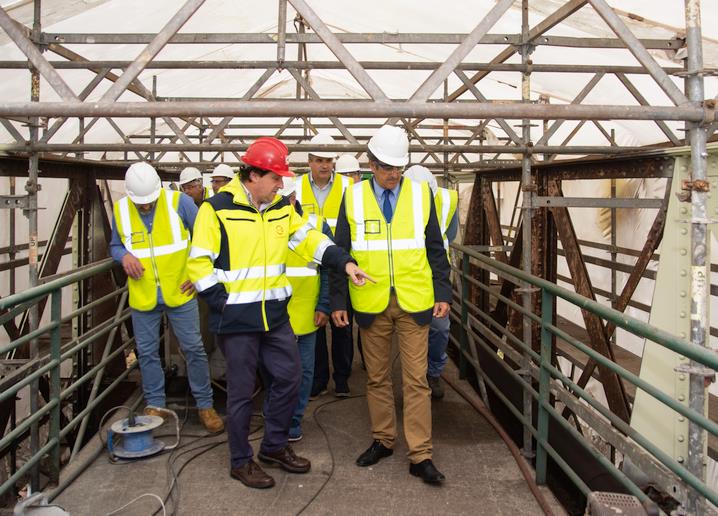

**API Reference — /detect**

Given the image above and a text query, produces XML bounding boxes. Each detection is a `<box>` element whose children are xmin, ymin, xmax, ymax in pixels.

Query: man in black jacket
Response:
<box><xmin>330</xmin><ymin>126</ymin><xmax>451</xmax><ymax>485</ymax></box>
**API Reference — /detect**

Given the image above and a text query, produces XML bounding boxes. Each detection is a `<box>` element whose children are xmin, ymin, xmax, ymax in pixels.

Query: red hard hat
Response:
<box><xmin>241</xmin><ymin>137</ymin><xmax>293</xmax><ymax>177</ymax></box>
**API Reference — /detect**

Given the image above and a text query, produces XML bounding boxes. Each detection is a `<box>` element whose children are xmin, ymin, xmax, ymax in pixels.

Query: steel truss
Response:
<box><xmin>0</xmin><ymin>0</ymin><xmax>715</xmax><ymax>513</ymax></box>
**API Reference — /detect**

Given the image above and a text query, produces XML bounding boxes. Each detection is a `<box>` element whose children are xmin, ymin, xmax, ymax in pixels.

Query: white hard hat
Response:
<box><xmin>404</xmin><ymin>165</ymin><xmax>438</xmax><ymax>195</ymax></box>
<box><xmin>278</xmin><ymin>176</ymin><xmax>296</xmax><ymax>197</ymax></box>
<box><xmin>335</xmin><ymin>154</ymin><xmax>361</xmax><ymax>174</ymax></box>
<box><xmin>178</xmin><ymin>166</ymin><xmax>202</xmax><ymax>185</ymax></box>
<box><xmin>368</xmin><ymin>125</ymin><xmax>409</xmax><ymax>167</ymax></box>
<box><xmin>125</xmin><ymin>162</ymin><xmax>161</xmax><ymax>204</ymax></box>
<box><xmin>308</xmin><ymin>133</ymin><xmax>337</xmax><ymax>159</ymax></box>
<box><xmin>212</xmin><ymin>163</ymin><xmax>235</xmax><ymax>179</ymax></box>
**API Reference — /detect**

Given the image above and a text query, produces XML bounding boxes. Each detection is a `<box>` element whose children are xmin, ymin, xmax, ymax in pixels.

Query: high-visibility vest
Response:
<box><xmin>295</xmin><ymin>172</ymin><xmax>351</xmax><ymax>233</ymax></box>
<box><xmin>113</xmin><ymin>189</ymin><xmax>191</xmax><ymax>311</ymax></box>
<box><xmin>203</xmin><ymin>187</ymin><xmax>213</xmax><ymax>199</ymax></box>
<box><xmin>188</xmin><ymin>178</ymin><xmax>332</xmax><ymax>332</ymax></box>
<box><xmin>434</xmin><ymin>186</ymin><xmax>458</xmax><ymax>250</ymax></box>
<box><xmin>286</xmin><ymin>213</ymin><xmax>323</xmax><ymax>336</ymax></box>
<box><xmin>345</xmin><ymin>180</ymin><xmax>434</xmax><ymax>314</ymax></box>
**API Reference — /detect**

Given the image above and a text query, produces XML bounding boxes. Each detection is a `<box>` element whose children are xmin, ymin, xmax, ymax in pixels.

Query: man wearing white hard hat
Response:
<box><xmin>404</xmin><ymin>165</ymin><xmax>459</xmax><ymax>400</ymax></box>
<box><xmin>109</xmin><ymin>162</ymin><xmax>223</xmax><ymax>434</ymax></box>
<box><xmin>210</xmin><ymin>163</ymin><xmax>235</xmax><ymax>194</ymax></box>
<box><xmin>330</xmin><ymin>125</ymin><xmax>451</xmax><ymax>484</ymax></box>
<box><xmin>296</xmin><ymin>133</ymin><xmax>355</xmax><ymax>399</ymax></box>
<box><xmin>178</xmin><ymin>166</ymin><xmax>211</xmax><ymax>206</ymax></box>
<box><xmin>335</xmin><ymin>154</ymin><xmax>363</xmax><ymax>184</ymax></box>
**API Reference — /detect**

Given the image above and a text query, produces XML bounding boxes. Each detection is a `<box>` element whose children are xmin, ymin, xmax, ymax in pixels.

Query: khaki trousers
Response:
<box><xmin>361</xmin><ymin>294</ymin><xmax>432</xmax><ymax>463</ymax></box>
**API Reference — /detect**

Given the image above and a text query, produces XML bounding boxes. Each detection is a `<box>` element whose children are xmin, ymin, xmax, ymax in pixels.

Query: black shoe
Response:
<box><xmin>427</xmin><ymin>375</ymin><xmax>445</xmax><ymax>400</ymax></box>
<box><xmin>309</xmin><ymin>385</ymin><xmax>328</xmax><ymax>401</ymax></box>
<box><xmin>334</xmin><ymin>381</ymin><xmax>350</xmax><ymax>398</ymax></box>
<box><xmin>409</xmin><ymin>459</ymin><xmax>445</xmax><ymax>484</ymax></box>
<box><xmin>356</xmin><ymin>441</ymin><xmax>393</xmax><ymax>467</ymax></box>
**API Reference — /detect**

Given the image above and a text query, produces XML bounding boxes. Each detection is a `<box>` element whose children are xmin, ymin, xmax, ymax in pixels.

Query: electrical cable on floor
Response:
<box><xmin>104</xmin><ymin>492</ymin><xmax>166</xmax><ymax>516</ymax></box>
<box><xmin>440</xmin><ymin>372</ymin><xmax>556</xmax><ymax>516</ymax></box>
<box><xmin>294</xmin><ymin>394</ymin><xmax>366</xmax><ymax>516</ymax></box>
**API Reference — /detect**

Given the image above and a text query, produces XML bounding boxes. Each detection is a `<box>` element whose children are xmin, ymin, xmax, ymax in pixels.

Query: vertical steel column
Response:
<box><xmin>48</xmin><ymin>290</ymin><xmax>61</xmax><ymax>486</ymax></box>
<box><xmin>9</xmin><ymin>177</ymin><xmax>16</xmax><ymax>294</ymax></box>
<box><xmin>685</xmin><ymin>0</ymin><xmax>709</xmax><ymax>513</ymax></box>
<box><xmin>26</xmin><ymin>0</ymin><xmax>41</xmax><ymax>492</ymax></box>
<box><xmin>536</xmin><ymin>288</ymin><xmax>553</xmax><ymax>484</ymax></box>
<box><xmin>277</xmin><ymin>0</ymin><xmax>287</xmax><ymax>66</ymax></box>
<box><xmin>519</xmin><ymin>0</ymin><xmax>535</xmax><ymax>459</ymax></box>
<box><xmin>610</xmin><ymin>178</ymin><xmax>617</xmax><ymax>344</ymax></box>
<box><xmin>150</xmin><ymin>76</ymin><xmax>157</xmax><ymax>162</ymax></box>
<box><xmin>459</xmin><ymin>252</ymin><xmax>469</xmax><ymax>378</ymax></box>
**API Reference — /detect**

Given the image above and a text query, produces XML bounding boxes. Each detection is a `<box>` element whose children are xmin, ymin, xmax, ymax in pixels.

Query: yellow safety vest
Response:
<box><xmin>295</xmin><ymin>172</ymin><xmax>351</xmax><ymax>233</ymax></box>
<box><xmin>345</xmin><ymin>180</ymin><xmax>434</xmax><ymax>314</ymax></box>
<box><xmin>113</xmin><ymin>189</ymin><xmax>192</xmax><ymax>311</ymax></box>
<box><xmin>203</xmin><ymin>187</ymin><xmax>213</xmax><ymax>199</ymax></box>
<box><xmin>434</xmin><ymin>186</ymin><xmax>458</xmax><ymax>250</ymax></box>
<box><xmin>187</xmin><ymin>178</ymin><xmax>332</xmax><ymax>332</ymax></box>
<box><xmin>286</xmin><ymin>213</ymin><xmax>324</xmax><ymax>336</ymax></box>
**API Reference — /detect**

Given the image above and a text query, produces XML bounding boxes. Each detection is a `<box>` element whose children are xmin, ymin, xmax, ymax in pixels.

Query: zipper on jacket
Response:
<box><xmin>260</xmin><ymin>208</ymin><xmax>269</xmax><ymax>331</ymax></box>
<box><xmin>147</xmin><ymin>233</ymin><xmax>161</xmax><ymax>289</ymax></box>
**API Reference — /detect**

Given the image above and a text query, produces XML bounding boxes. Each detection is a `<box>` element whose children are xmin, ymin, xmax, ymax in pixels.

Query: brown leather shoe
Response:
<box><xmin>198</xmin><ymin>408</ymin><xmax>225</xmax><ymax>434</ymax></box>
<box><xmin>230</xmin><ymin>460</ymin><xmax>275</xmax><ymax>489</ymax></box>
<box><xmin>144</xmin><ymin>406</ymin><xmax>170</xmax><ymax>419</ymax></box>
<box><xmin>258</xmin><ymin>445</ymin><xmax>311</xmax><ymax>473</ymax></box>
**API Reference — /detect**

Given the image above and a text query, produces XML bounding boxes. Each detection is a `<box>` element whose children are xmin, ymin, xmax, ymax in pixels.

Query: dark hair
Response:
<box><xmin>239</xmin><ymin>165</ymin><xmax>270</xmax><ymax>182</ymax></box>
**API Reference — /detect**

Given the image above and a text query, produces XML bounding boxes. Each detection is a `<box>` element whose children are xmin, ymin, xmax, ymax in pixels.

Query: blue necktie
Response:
<box><xmin>382</xmin><ymin>189</ymin><xmax>393</xmax><ymax>223</ymax></box>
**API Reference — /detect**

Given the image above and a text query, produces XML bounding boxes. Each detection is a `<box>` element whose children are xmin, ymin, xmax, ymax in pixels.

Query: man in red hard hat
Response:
<box><xmin>188</xmin><ymin>137</ymin><xmax>372</xmax><ymax>489</ymax></box>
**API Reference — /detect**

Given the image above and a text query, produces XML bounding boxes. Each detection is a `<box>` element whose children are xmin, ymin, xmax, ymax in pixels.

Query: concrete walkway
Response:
<box><xmin>55</xmin><ymin>358</ymin><xmax>564</xmax><ymax>515</ymax></box>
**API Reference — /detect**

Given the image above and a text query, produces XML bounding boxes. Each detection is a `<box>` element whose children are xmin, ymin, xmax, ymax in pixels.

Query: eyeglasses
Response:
<box><xmin>211</xmin><ymin>178</ymin><xmax>230</xmax><ymax>184</ymax></box>
<box><xmin>375</xmin><ymin>163</ymin><xmax>402</xmax><ymax>174</ymax></box>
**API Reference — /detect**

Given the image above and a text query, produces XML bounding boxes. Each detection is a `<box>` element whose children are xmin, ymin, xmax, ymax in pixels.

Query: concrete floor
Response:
<box><xmin>55</xmin><ymin>356</ymin><xmax>565</xmax><ymax>516</ymax></box>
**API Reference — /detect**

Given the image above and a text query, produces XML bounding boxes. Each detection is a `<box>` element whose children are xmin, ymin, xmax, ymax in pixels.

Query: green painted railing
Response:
<box><xmin>0</xmin><ymin>259</ymin><xmax>138</xmax><ymax>499</ymax></box>
<box><xmin>450</xmin><ymin>242</ymin><xmax>717</xmax><ymax>511</ymax></box>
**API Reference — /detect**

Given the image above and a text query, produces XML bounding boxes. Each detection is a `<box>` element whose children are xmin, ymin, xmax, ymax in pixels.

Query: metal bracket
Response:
<box><xmin>0</xmin><ymin>195</ymin><xmax>29</xmax><ymax>209</ymax></box>
<box><xmin>674</xmin><ymin>364</ymin><xmax>716</xmax><ymax>382</ymax></box>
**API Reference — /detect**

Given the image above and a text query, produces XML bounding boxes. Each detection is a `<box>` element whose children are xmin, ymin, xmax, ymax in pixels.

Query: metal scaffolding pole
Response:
<box><xmin>0</xmin><ymin>100</ymin><xmax>708</xmax><ymax>120</ymax></box>
<box><xmin>27</xmin><ymin>0</ymin><xmax>41</xmax><ymax>492</ymax></box>
<box><xmin>519</xmin><ymin>0</ymin><xmax>535</xmax><ymax>461</ymax></box>
<box><xmin>684</xmin><ymin>0</ymin><xmax>709</xmax><ymax>514</ymax></box>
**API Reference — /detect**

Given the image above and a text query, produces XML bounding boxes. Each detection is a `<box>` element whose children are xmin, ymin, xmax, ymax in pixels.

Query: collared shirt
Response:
<box><xmin>371</xmin><ymin>178</ymin><xmax>401</xmax><ymax>214</ymax></box>
<box><xmin>309</xmin><ymin>171</ymin><xmax>335</xmax><ymax>208</ymax></box>
<box><xmin>109</xmin><ymin>191</ymin><xmax>197</xmax><ymax>264</ymax></box>
<box><xmin>240</xmin><ymin>181</ymin><xmax>273</xmax><ymax>213</ymax></box>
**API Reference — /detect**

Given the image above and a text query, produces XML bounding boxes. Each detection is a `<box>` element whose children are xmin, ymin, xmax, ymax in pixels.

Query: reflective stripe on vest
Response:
<box><xmin>114</xmin><ymin>189</ymin><xmax>191</xmax><ymax>311</ymax></box>
<box><xmin>434</xmin><ymin>187</ymin><xmax>458</xmax><ymax>251</ymax></box>
<box><xmin>296</xmin><ymin>173</ymin><xmax>350</xmax><ymax>233</ymax></box>
<box><xmin>346</xmin><ymin>180</ymin><xmax>433</xmax><ymax>314</ymax></box>
<box><xmin>226</xmin><ymin>286</ymin><xmax>292</xmax><ymax>305</ymax></box>
<box><xmin>286</xmin><ymin>209</ymin><xmax>321</xmax><ymax>335</ymax></box>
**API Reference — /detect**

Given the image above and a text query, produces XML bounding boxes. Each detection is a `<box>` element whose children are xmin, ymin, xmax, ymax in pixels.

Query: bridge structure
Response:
<box><xmin>1</xmin><ymin>1</ymin><xmax>717</xmax><ymax>514</ymax></box>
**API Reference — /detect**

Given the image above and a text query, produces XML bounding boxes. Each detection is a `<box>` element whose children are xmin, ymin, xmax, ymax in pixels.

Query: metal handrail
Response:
<box><xmin>0</xmin><ymin>258</ymin><xmax>132</xmax><ymax>499</ymax></box>
<box><xmin>0</xmin><ymin>258</ymin><xmax>114</xmax><ymax>310</ymax></box>
<box><xmin>450</xmin><ymin>242</ymin><xmax>717</xmax><ymax>511</ymax></box>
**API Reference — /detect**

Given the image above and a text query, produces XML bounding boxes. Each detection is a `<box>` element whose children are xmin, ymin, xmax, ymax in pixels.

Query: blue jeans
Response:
<box><xmin>131</xmin><ymin>298</ymin><xmax>213</xmax><ymax>409</ymax></box>
<box><xmin>427</xmin><ymin>315</ymin><xmax>450</xmax><ymax>378</ymax></box>
<box><xmin>291</xmin><ymin>332</ymin><xmax>317</xmax><ymax>436</ymax></box>
<box><xmin>263</xmin><ymin>331</ymin><xmax>316</xmax><ymax>437</ymax></box>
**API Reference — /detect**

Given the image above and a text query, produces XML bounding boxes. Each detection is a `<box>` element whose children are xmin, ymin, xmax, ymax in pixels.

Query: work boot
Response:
<box><xmin>258</xmin><ymin>445</ymin><xmax>311</xmax><ymax>473</ymax></box>
<box><xmin>198</xmin><ymin>407</ymin><xmax>225</xmax><ymax>434</ymax></box>
<box><xmin>230</xmin><ymin>460</ymin><xmax>275</xmax><ymax>489</ymax></box>
<box><xmin>427</xmin><ymin>375</ymin><xmax>445</xmax><ymax>400</ymax></box>
<box><xmin>144</xmin><ymin>406</ymin><xmax>170</xmax><ymax>420</ymax></box>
